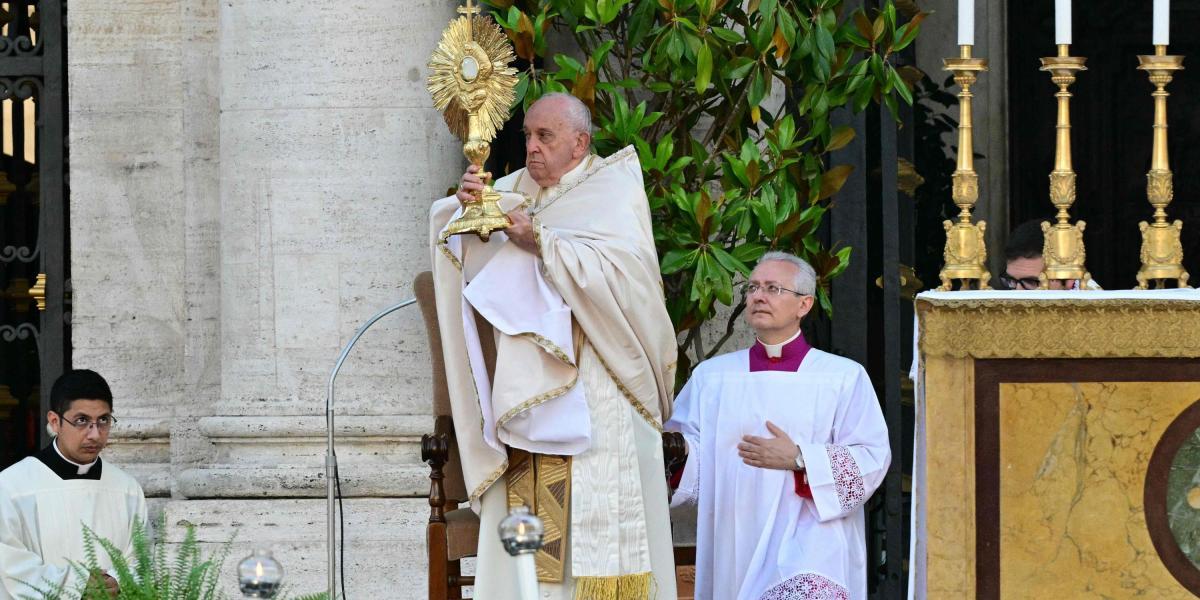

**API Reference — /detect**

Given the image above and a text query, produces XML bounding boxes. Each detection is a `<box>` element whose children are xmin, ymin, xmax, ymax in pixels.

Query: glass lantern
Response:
<box><xmin>498</xmin><ymin>505</ymin><xmax>544</xmax><ymax>556</ymax></box>
<box><xmin>237</xmin><ymin>548</ymin><xmax>283</xmax><ymax>598</ymax></box>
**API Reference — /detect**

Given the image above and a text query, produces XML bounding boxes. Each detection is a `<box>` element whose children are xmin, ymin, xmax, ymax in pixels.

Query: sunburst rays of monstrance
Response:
<box><xmin>428</xmin><ymin>0</ymin><xmax>519</xmax><ymax>242</ymax></box>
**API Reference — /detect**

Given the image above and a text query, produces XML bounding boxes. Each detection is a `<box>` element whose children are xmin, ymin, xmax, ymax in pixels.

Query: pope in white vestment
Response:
<box><xmin>429</xmin><ymin>93</ymin><xmax>677</xmax><ymax>599</ymax></box>
<box><xmin>667</xmin><ymin>253</ymin><xmax>890</xmax><ymax>600</ymax></box>
<box><xmin>0</xmin><ymin>370</ymin><xmax>147</xmax><ymax>600</ymax></box>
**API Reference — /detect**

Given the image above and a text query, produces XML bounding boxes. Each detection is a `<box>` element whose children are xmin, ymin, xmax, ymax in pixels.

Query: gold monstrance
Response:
<box><xmin>428</xmin><ymin>0</ymin><xmax>518</xmax><ymax>242</ymax></box>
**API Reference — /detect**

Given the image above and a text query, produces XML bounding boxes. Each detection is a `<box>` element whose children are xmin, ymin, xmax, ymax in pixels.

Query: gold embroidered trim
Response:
<box><xmin>518</xmin><ymin>331</ymin><xmax>574</xmax><ymax>365</ymax></box>
<box><xmin>917</xmin><ymin>297</ymin><xmax>1200</xmax><ymax>359</ymax></box>
<box><xmin>469</xmin><ymin>457</ymin><xmax>509</xmax><ymax>505</ymax></box>
<box><xmin>532</xmin><ymin>215</ymin><xmax>544</xmax><ymax>257</ymax></box>
<box><xmin>496</xmin><ymin>373</ymin><xmax>580</xmax><ymax>429</ymax></box>
<box><xmin>437</xmin><ymin>241</ymin><xmax>463</xmax><ymax>272</ymax></box>
<box><xmin>531</xmin><ymin>149</ymin><xmax>627</xmax><ymax>216</ymax></box>
<box><xmin>495</xmin><ymin>331</ymin><xmax>579</xmax><ymax>427</ymax></box>
<box><xmin>592</xmin><ymin>350</ymin><xmax>663</xmax><ymax>432</ymax></box>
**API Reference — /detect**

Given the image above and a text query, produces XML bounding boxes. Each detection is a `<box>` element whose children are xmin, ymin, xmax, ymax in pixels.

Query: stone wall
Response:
<box><xmin>69</xmin><ymin>1</ymin><xmax>461</xmax><ymax>595</ymax></box>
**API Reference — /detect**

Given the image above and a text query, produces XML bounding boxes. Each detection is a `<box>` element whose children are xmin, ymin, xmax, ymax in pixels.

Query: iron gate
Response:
<box><xmin>0</xmin><ymin>0</ymin><xmax>67</xmax><ymax>469</ymax></box>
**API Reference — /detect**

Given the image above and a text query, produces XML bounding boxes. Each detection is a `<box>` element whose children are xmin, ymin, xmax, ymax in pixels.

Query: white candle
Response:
<box><xmin>1154</xmin><ymin>0</ymin><xmax>1169</xmax><ymax>46</ymax></box>
<box><xmin>958</xmin><ymin>0</ymin><xmax>974</xmax><ymax>46</ymax></box>
<box><xmin>1055</xmin><ymin>0</ymin><xmax>1071</xmax><ymax>45</ymax></box>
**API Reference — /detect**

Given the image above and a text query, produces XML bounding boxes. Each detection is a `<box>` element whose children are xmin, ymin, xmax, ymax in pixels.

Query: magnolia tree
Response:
<box><xmin>484</xmin><ymin>0</ymin><xmax>923</xmax><ymax>381</ymax></box>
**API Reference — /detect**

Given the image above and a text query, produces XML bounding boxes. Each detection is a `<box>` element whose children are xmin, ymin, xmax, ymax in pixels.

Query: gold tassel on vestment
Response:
<box><xmin>573</xmin><ymin>572</ymin><xmax>654</xmax><ymax>600</ymax></box>
<box><xmin>506</xmin><ymin>448</ymin><xmax>571</xmax><ymax>582</ymax></box>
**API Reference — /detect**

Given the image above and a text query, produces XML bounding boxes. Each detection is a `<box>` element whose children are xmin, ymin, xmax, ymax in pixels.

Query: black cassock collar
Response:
<box><xmin>35</xmin><ymin>442</ymin><xmax>103</xmax><ymax>481</ymax></box>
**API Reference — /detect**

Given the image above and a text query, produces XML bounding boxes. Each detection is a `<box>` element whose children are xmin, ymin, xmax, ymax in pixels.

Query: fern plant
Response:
<box><xmin>25</xmin><ymin>519</ymin><xmax>329</xmax><ymax>600</ymax></box>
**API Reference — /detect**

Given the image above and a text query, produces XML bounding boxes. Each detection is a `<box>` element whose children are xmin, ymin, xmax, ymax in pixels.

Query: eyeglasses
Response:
<box><xmin>999</xmin><ymin>273</ymin><xmax>1041</xmax><ymax>290</ymax></box>
<box><xmin>741</xmin><ymin>283</ymin><xmax>807</xmax><ymax>298</ymax></box>
<box><xmin>55</xmin><ymin>412</ymin><xmax>117</xmax><ymax>432</ymax></box>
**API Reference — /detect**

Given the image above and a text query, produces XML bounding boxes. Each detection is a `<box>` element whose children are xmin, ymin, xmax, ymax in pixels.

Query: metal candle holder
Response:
<box><xmin>1037</xmin><ymin>44</ymin><xmax>1092</xmax><ymax>289</ymax></box>
<box><xmin>1135</xmin><ymin>45</ymin><xmax>1190</xmax><ymax>288</ymax></box>
<box><xmin>938</xmin><ymin>44</ymin><xmax>991</xmax><ymax>291</ymax></box>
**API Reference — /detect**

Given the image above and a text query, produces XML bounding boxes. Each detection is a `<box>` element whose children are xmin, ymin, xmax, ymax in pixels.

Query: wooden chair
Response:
<box><xmin>415</xmin><ymin>271</ymin><xmax>692</xmax><ymax>600</ymax></box>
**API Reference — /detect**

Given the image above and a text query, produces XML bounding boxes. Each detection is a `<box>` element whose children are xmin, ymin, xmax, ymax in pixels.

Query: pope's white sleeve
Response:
<box><xmin>0</xmin><ymin>496</ymin><xmax>73</xmax><ymax>599</ymax></box>
<box><xmin>665</xmin><ymin>376</ymin><xmax>702</xmax><ymax>508</ymax></box>
<box><xmin>800</xmin><ymin>365</ymin><xmax>892</xmax><ymax>522</ymax></box>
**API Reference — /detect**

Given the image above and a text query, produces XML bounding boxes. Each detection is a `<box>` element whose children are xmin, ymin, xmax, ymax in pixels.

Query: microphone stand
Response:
<box><xmin>326</xmin><ymin>298</ymin><xmax>417</xmax><ymax>599</ymax></box>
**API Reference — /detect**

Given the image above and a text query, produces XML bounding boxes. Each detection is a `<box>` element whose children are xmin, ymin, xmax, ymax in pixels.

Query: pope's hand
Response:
<box><xmin>505</xmin><ymin>209</ymin><xmax>538</xmax><ymax>254</ymax></box>
<box><xmin>456</xmin><ymin>165</ymin><xmax>486</xmax><ymax>205</ymax></box>
<box><xmin>738</xmin><ymin>421</ymin><xmax>800</xmax><ymax>471</ymax></box>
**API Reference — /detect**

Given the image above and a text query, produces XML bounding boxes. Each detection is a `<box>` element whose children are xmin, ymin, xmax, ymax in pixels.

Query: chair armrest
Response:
<box><xmin>422</xmin><ymin>431</ymin><xmax>450</xmax><ymax>524</ymax></box>
<box><xmin>662</xmin><ymin>431</ymin><xmax>687</xmax><ymax>481</ymax></box>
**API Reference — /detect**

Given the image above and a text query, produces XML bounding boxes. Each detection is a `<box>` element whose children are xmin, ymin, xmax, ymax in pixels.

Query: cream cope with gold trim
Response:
<box><xmin>428</xmin><ymin>145</ymin><xmax>677</xmax><ymax>509</ymax></box>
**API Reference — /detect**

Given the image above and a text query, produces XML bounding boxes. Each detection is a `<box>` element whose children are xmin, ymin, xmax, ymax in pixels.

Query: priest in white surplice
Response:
<box><xmin>0</xmin><ymin>370</ymin><xmax>147</xmax><ymax>599</ymax></box>
<box><xmin>667</xmin><ymin>253</ymin><xmax>890</xmax><ymax>600</ymax></box>
<box><xmin>429</xmin><ymin>93</ymin><xmax>677</xmax><ymax>599</ymax></box>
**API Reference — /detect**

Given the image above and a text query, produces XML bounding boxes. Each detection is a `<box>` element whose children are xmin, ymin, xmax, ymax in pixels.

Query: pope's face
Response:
<box><xmin>47</xmin><ymin>399</ymin><xmax>112</xmax><ymax>464</ymax></box>
<box><xmin>744</xmin><ymin>260</ymin><xmax>815</xmax><ymax>341</ymax></box>
<box><xmin>523</xmin><ymin>98</ymin><xmax>590</xmax><ymax>187</ymax></box>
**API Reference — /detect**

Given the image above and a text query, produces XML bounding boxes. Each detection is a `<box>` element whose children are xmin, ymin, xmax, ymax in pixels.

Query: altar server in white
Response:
<box><xmin>667</xmin><ymin>252</ymin><xmax>890</xmax><ymax>600</ymax></box>
<box><xmin>0</xmin><ymin>370</ymin><xmax>147</xmax><ymax>599</ymax></box>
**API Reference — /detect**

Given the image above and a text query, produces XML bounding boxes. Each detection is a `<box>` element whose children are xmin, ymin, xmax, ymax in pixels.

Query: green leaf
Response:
<box><xmin>759</xmin><ymin>0</ymin><xmax>778</xmax><ymax>21</ymax></box>
<box><xmin>724</xmin><ymin>57</ymin><xmax>756</xmax><ymax>79</ymax></box>
<box><xmin>628</xmin><ymin>0</ymin><xmax>657</xmax><ymax>47</ymax></box>
<box><xmin>888</xmin><ymin>65</ymin><xmax>912</xmax><ymax>104</ymax></box>
<box><xmin>592</xmin><ymin>39</ymin><xmax>616</xmax><ymax>66</ymax></box>
<box><xmin>711</xmin><ymin>26</ymin><xmax>743</xmax><ymax>43</ymax></box>
<box><xmin>731</xmin><ymin>242</ymin><xmax>767</xmax><ymax>264</ymax></box>
<box><xmin>662</xmin><ymin>248</ymin><xmax>700</xmax><ymax>274</ymax></box>
<box><xmin>695</xmin><ymin>43</ymin><xmax>713</xmax><ymax>93</ymax></box>
<box><xmin>748</xmin><ymin>69</ymin><xmax>767</xmax><ymax>106</ymax></box>
<box><xmin>667</xmin><ymin>29</ymin><xmax>686</xmax><ymax>61</ymax></box>
<box><xmin>711</xmin><ymin>245</ymin><xmax>752</xmax><ymax>277</ymax></box>
<box><xmin>553</xmin><ymin>54</ymin><xmax>584</xmax><ymax>75</ymax></box>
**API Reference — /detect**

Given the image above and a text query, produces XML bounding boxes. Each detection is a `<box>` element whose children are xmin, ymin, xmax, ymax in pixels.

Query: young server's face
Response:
<box><xmin>47</xmin><ymin>399</ymin><xmax>113</xmax><ymax>464</ymax></box>
<box><xmin>522</xmin><ymin>97</ymin><xmax>590</xmax><ymax>187</ymax></box>
<box><xmin>744</xmin><ymin>261</ymin><xmax>815</xmax><ymax>339</ymax></box>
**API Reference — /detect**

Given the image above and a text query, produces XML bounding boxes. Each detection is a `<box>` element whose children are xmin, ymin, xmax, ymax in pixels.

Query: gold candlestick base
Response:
<box><xmin>1134</xmin><ymin>49</ymin><xmax>1190</xmax><ymax>289</ymax></box>
<box><xmin>1037</xmin><ymin>47</ymin><xmax>1091</xmax><ymax>288</ymax></box>
<box><xmin>937</xmin><ymin>46</ymin><xmax>991</xmax><ymax>291</ymax></box>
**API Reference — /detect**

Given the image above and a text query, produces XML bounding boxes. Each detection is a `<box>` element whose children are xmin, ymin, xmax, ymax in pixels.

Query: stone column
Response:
<box><xmin>71</xmin><ymin>0</ymin><xmax>463</xmax><ymax>595</ymax></box>
<box><xmin>171</xmin><ymin>1</ymin><xmax>460</xmax><ymax>595</ymax></box>
<box><xmin>68</xmin><ymin>0</ymin><xmax>193</xmax><ymax>500</ymax></box>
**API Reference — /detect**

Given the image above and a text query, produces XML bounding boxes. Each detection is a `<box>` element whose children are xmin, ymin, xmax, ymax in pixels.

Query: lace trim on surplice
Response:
<box><xmin>827</xmin><ymin>443</ymin><xmax>865</xmax><ymax>512</ymax></box>
<box><xmin>759</xmin><ymin>572</ymin><xmax>849</xmax><ymax>600</ymax></box>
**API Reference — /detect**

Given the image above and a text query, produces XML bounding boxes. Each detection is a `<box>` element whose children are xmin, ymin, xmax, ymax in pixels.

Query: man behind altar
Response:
<box><xmin>429</xmin><ymin>92</ymin><xmax>677</xmax><ymax>599</ymax></box>
<box><xmin>667</xmin><ymin>252</ymin><xmax>890</xmax><ymax>600</ymax></box>
<box><xmin>0</xmin><ymin>370</ymin><xmax>148</xmax><ymax>599</ymax></box>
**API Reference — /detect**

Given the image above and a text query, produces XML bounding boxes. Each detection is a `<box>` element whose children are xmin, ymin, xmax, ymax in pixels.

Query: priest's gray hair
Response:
<box><xmin>757</xmin><ymin>251</ymin><xmax>817</xmax><ymax>296</ymax></box>
<box><xmin>533</xmin><ymin>92</ymin><xmax>593</xmax><ymax>135</ymax></box>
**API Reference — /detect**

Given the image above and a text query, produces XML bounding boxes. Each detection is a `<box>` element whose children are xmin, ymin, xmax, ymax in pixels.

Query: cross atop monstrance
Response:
<box><xmin>456</xmin><ymin>0</ymin><xmax>480</xmax><ymax>17</ymax></box>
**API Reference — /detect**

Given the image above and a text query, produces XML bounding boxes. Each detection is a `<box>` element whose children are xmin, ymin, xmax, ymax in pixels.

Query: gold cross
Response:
<box><xmin>457</xmin><ymin>0</ymin><xmax>480</xmax><ymax>17</ymax></box>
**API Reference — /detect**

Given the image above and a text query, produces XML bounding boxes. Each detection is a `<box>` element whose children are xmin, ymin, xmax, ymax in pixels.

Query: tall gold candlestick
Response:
<box><xmin>1135</xmin><ymin>45</ymin><xmax>1190</xmax><ymax>289</ymax></box>
<box><xmin>937</xmin><ymin>45</ymin><xmax>991</xmax><ymax>291</ymax></box>
<box><xmin>1037</xmin><ymin>44</ymin><xmax>1092</xmax><ymax>289</ymax></box>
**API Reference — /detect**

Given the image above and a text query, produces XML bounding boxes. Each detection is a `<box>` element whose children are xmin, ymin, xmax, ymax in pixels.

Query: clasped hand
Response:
<box><xmin>456</xmin><ymin>165</ymin><xmax>537</xmax><ymax>254</ymax></box>
<box><xmin>738</xmin><ymin>421</ymin><xmax>800</xmax><ymax>471</ymax></box>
